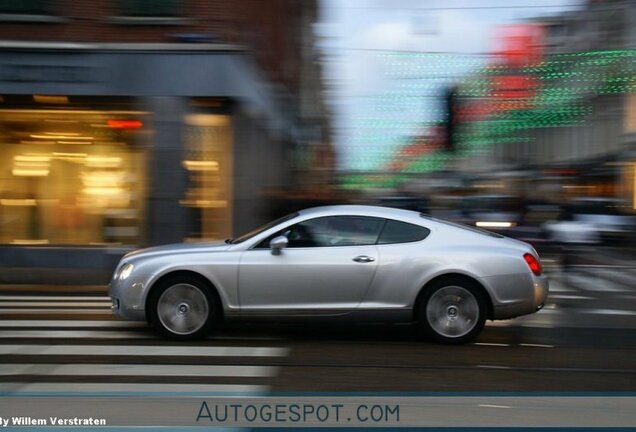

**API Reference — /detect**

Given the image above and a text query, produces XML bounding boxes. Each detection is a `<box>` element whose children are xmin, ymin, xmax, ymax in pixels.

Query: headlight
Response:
<box><xmin>119</xmin><ymin>263</ymin><xmax>134</xmax><ymax>280</ymax></box>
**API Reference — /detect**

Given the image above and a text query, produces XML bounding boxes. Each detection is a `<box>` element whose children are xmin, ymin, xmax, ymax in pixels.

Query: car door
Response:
<box><xmin>238</xmin><ymin>215</ymin><xmax>384</xmax><ymax>313</ymax></box>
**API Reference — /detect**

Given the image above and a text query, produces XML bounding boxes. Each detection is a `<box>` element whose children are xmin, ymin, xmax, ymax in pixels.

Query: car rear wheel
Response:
<box><xmin>418</xmin><ymin>278</ymin><xmax>486</xmax><ymax>344</ymax></box>
<box><xmin>148</xmin><ymin>276</ymin><xmax>218</xmax><ymax>340</ymax></box>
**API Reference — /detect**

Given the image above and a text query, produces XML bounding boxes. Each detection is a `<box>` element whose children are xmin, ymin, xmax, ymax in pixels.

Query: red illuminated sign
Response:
<box><xmin>107</xmin><ymin>119</ymin><xmax>143</xmax><ymax>129</ymax></box>
<box><xmin>488</xmin><ymin>24</ymin><xmax>545</xmax><ymax>112</ymax></box>
<box><xmin>494</xmin><ymin>24</ymin><xmax>544</xmax><ymax>68</ymax></box>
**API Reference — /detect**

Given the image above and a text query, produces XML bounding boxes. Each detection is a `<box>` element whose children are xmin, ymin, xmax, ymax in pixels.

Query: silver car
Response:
<box><xmin>109</xmin><ymin>205</ymin><xmax>548</xmax><ymax>344</ymax></box>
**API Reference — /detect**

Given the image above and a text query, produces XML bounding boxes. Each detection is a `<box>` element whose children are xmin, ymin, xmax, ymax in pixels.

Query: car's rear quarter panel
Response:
<box><xmin>363</xmin><ymin>227</ymin><xmax>537</xmax><ymax>316</ymax></box>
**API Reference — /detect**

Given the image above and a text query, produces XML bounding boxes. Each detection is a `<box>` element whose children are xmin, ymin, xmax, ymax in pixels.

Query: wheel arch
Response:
<box><xmin>413</xmin><ymin>273</ymin><xmax>494</xmax><ymax>321</ymax></box>
<box><xmin>145</xmin><ymin>269</ymin><xmax>224</xmax><ymax>325</ymax></box>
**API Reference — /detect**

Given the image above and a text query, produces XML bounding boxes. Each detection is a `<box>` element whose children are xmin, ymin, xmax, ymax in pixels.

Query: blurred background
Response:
<box><xmin>1</xmin><ymin>0</ymin><xmax>636</xmax><ymax>397</ymax></box>
<box><xmin>0</xmin><ymin>0</ymin><xmax>635</xmax><ymax>285</ymax></box>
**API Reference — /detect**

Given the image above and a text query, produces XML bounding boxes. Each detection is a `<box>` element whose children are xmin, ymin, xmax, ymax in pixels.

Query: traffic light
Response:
<box><xmin>444</xmin><ymin>85</ymin><xmax>459</xmax><ymax>153</ymax></box>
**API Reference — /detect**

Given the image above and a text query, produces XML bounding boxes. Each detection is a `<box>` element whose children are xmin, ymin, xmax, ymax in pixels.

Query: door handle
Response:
<box><xmin>353</xmin><ymin>255</ymin><xmax>375</xmax><ymax>263</ymax></box>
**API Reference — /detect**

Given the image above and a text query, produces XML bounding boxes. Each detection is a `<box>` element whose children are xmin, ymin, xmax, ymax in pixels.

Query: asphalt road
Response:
<box><xmin>1</xmin><ymin>255</ymin><xmax>635</xmax><ymax>394</ymax></box>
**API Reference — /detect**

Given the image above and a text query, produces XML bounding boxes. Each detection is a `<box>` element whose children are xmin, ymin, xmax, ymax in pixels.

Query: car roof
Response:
<box><xmin>286</xmin><ymin>205</ymin><xmax>516</xmax><ymax>244</ymax></box>
<box><xmin>299</xmin><ymin>205</ymin><xmax>421</xmax><ymax>220</ymax></box>
<box><xmin>465</xmin><ymin>194</ymin><xmax>516</xmax><ymax>199</ymax></box>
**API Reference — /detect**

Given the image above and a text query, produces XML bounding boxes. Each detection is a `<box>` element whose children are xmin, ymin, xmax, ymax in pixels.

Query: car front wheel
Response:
<box><xmin>418</xmin><ymin>278</ymin><xmax>487</xmax><ymax>344</ymax></box>
<box><xmin>148</xmin><ymin>276</ymin><xmax>218</xmax><ymax>340</ymax></box>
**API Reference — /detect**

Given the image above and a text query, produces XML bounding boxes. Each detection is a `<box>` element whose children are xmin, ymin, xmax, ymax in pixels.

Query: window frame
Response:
<box><xmin>252</xmin><ymin>215</ymin><xmax>432</xmax><ymax>250</ymax></box>
<box><xmin>376</xmin><ymin>218</ymin><xmax>431</xmax><ymax>245</ymax></box>
<box><xmin>0</xmin><ymin>0</ymin><xmax>67</xmax><ymax>23</ymax></box>
<box><xmin>116</xmin><ymin>0</ymin><xmax>181</xmax><ymax>18</ymax></box>
<box><xmin>0</xmin><ymin>0</ymin><xmax>52</xmax><ymax>15</ymax></box>
<box><xmin>253</xmin><ymin>215</ymin><xmax>387</xmax><ymax>249</ymax></box>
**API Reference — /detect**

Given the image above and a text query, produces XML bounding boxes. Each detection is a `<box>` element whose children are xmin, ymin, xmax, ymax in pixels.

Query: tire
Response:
<box><xmin>418</xmin><ymin>277</ymin><xmax>487</xmax><ymax>344</ymax></box>
<box><xmin>147</xmin><ymin>275</ymin><xmax>219</xmax><ymax>341</ymax></box>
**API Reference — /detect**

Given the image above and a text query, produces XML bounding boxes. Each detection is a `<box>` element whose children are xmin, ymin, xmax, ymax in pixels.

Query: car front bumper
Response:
<box><xmin>108</xmin><ymin>276</ymin><xmax>148</xmax><ymax>321</ymax></box>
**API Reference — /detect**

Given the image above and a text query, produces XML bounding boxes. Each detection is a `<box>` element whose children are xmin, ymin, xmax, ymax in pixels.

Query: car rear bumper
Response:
<box><xmin>487</xmin><ymin>273</ymin><xmax>549</xmax><ymax>320</ymax></box>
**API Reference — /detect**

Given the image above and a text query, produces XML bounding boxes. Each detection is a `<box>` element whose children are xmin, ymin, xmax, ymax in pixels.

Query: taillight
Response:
<box><xmin>523</xmin><ymin>253</ymin><xmax>542</xmax><ymax>276</ymax></box>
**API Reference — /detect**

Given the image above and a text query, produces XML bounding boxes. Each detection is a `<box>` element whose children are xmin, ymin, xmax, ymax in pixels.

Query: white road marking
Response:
<box><xmin>474</xmin><ymin>343</ymin><xmax>510</xmax><ymax>347</ymax></box>
<box><xmin>209</xmin><ymin>335</ymin><xmax>287</xmax><ymax>341</ymax></box>
<box><xmin>0</xmin><ymin>320</ymin><xmax>145</xmax><ymax>328</ymax></box>
<box><xmin>519</xmin><ymin>343</ymin><xmax>554</xmax><ymax>348</ymax></box>
<box><xmin>0</xmin><ymin>344</ymin><xmax>289</xmax><ymax>357</ymax></box>
<box><xmin>535</xmin><ymin>308</ymin><xmax>561</xmax><ymax>315</ymax></box>
<box><xmin>566</xmin><ymin>273</ymin><xmax>626</xmax><ymax>292</ymax></box>
<box><xmin>485</xmin><ymin>321</ymin><xmax>513</xmax><ymax>327</ymax></box>
<box><xmin>0</xmin><ymin>383</ymin><xmax>266</xmax><ymax>394</ymax></box>
<box><xmin>0</xmin><ymin>309</ymin><xmax>113</xmax><ymax>314</ymax></box>
<box><xmin>476</xmin><ymin>365</ymin><xmax>511</xmax><ymax>369</ymax></box>
<box><xmin>0</xmin><ymin>327</ymin><xmax>285</xmax><ymax>341</ymax></box>
<box><xmin>0</xmin><ymin>302</ymin><xmax>110</xmax><ymax>307</ymax></box>
<box><xmin>580</xmin><ymin>309</ymin><xmax>636</xmax><ymax>316</ymax></box>
<box><xmin>479</xmin><ymin>404</ymin><xmax>511</xmax><ymax>409</ymax></box>
<box><xmin>486</xmin><ymin>319</ymin><xmax>557</xmax><ymax>329</ymax></box>
<box><xmin>0</xmin><ymin>330</ymin><xmax>154</xmax><ymax>339</ymax></box>
<box><xmin>0</xmin><ymin>363</ymin><xmax>277</xmax><ymax>378</ymax></box>
<box><xmin>569</xmin><ymin>264</ymin><xmax>634</xmax><ymax>269</ymax></box>
<box><xmin>0</xmin><ymin>314</ymin><xmax>288</xmax><ymax>396</ymax></box>
<box><xmin>548</xmin><ymin>294</ymin><xmax>595</xmax><ymax>300</ymax></box>
<box><xmin>0</xmin><ymin>296</ymin><xmax>111</xmax><ymax>301</ymax></box>
<box><xmin>548</xmin><ymin>281</ymin><xmax>575</xmax><ymax>293</ymax></box>
<box><xmin>588</xmin><ymin>267</ymin><xmax>634</xmax><ymax>283</ymax></box>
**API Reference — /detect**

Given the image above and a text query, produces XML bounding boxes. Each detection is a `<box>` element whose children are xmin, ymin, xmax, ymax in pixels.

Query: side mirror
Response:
<box><xmin>269</xmin><ymin>236</ymin><xmax>288</xmax><ymax>255</ymax></box>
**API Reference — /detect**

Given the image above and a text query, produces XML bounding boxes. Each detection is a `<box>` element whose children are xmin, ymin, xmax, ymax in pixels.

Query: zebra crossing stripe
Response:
<box><xmin>0</xmin><ymin>330</ymin><xmax>154</xmax><ymax>339</ymax></box>
<box><xmin>0</xmin><ymin>363</ymin><xmax>278</xmax><ymax>377</ymax></box>
<box><xmin>0</xmin><ymin>302</ymin><xmax>110</xmax><ymax>307</ymax></box>
<box><xmin>0</xmin><ymin>320</ymin><xmax>145</xmax><ymax>328</ymax></box>
<box><xmin>0</xmin><ymin>296</ymin><xmax>111</xmax><ymax>301</ymax></box>
<box><xmin>0</xmin><ymin>310</ymin><xmax>288</xmax><ymax>396</ymax></box>
<box><xmin>0</xmin><ymin>309</ymin><xmax>113</xmax><ymax>314</ymax></box>
<box><xmin>0</xmin><ymin>382</ymin><xmax>266</xmax><ymax>394</ymax></box>
<box><xmin>0</xmin><ymin>344</ymin><xmax>289</xmax><ymax>357</ymax></box>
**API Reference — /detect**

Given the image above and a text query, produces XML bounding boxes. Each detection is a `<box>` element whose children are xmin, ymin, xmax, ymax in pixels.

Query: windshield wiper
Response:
<box><xmin>224</xmin><ymin>238</ymin><xmax>234</xmax><ymax>244</ymax></box>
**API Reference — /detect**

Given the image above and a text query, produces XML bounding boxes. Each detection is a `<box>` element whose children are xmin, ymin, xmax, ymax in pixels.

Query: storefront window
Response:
<box><xmin>0</xmin><ymin>0</ymin><xmax>52</xmax><ymax>15</ymax></box>
<box><xmin>0</xmin><ymin>99</ymin><xmax>149</xmax><ymax>245</ymax></box>
<box><xmin>181</xmin><ymin>109</ymin><xmax>233</xmax><ymax>241</ymax></box>
<box><xmin>118</xmin><ymin>0</ymin><xmax>180</xmax><ymax>17</ymax></box>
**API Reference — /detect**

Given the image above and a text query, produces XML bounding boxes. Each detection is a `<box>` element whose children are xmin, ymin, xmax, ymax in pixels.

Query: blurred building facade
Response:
<box><xmin>456</xmin><ymin>0</ymin><xmax>636</xmax><ymax>207</ymax></box>
<box><xmin>0</xmin><ymin>0</ymin><xmax>332</xmax><ymax>283</ymax></box>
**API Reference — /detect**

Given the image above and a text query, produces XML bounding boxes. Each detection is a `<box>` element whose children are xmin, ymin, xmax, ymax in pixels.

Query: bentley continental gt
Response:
<box><xmin>109</xmin><ymin>205</ymin><xmax>548</xmax><ymax>344</ymax></box>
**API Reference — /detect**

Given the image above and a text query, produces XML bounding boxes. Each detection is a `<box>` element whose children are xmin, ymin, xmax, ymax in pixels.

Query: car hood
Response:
<box><xmin>123</xmin><ymin>242</ymin><xmax>230</xmax><ymax>260</ymax></box>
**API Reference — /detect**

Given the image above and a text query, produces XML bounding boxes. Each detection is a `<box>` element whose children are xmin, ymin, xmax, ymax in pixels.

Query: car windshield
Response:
<box><xmin>230</xmin><ymin>212</ymin><xmax>299</xmax><ymax>244</ymax></box>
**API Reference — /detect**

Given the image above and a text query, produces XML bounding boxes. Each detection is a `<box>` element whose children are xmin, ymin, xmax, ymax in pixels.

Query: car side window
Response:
<box><xmin>256</xmin><ymin>216</ymin><xmax>384</xmax><ymax>248</ymax></box>
<box><xmin>377</xmin><ymin>219</ymin><xmax>430</xmax><ymax>244</ymax></box>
